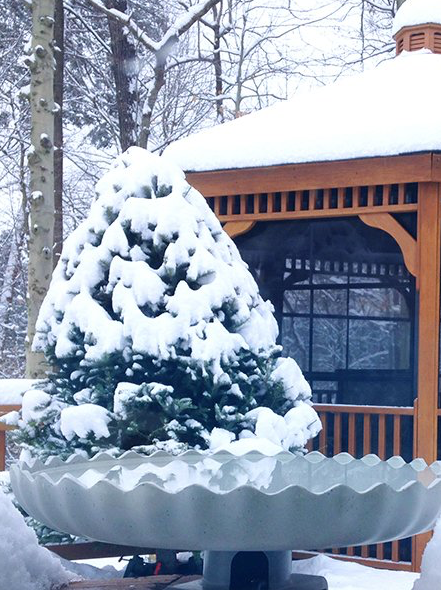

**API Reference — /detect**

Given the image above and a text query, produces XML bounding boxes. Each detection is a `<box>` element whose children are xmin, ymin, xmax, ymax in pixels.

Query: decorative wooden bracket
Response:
<box><xmin>223</xmin><ymin>221</ymin><xmax>256</xmax><ymax>239</ymax></box>
<box><xmin>359</xmin><ymin>213</ymin><xmax>418</xmax><ymax>278</ymax></box>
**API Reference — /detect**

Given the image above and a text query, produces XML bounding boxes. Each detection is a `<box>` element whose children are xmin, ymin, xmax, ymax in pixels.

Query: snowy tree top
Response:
<box><xmin>164</xmin><ymin>51</ymin><xmax>441</xmax><ymax>172</ymax></box>
<box><xmin>392</xmin><ymin>0</ymin><xmax>441</xmax><ymax>36</ymax></box>
<box><xmin>34</xmin><ymin>147</ymin><xmax>278</xmax><ymax>366</ymax></box>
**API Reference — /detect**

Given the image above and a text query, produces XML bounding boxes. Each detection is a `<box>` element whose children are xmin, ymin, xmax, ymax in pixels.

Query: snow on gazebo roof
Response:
<box><xmin>392</xmin><ymin>0</ymin><xmax>441</xmax><ymax>36</ymax></box>
<box><xmin>165</xmin><ymin>49</ymin><xmax>441</xmax><ymax>173</ymax></box>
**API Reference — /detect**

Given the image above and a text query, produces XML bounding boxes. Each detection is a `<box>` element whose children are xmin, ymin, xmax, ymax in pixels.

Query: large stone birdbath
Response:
<box><xmin>10</xmin><ymin>450</ymin><xmax>441</xmax><ymax>590</ymax></box>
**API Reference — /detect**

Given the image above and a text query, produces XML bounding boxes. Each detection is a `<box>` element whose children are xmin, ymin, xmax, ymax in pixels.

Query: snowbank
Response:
<box><xmin>165</xmin><ymin>51</ymin><xmax>441</xmax><ymax>172</ymax></box>
<box><xmin>412</xmin><ymin>515</ymin><xmax>441</xmax><ymax>589</ymax></box>
<box><xmin>0</xmin><ymin>488</ymin><xmax>74</xmax><ymax>590</ymax></box>
<box><xmin>392</xmin><ymin>0</ymin><xmax>441</xmax><ymax>35</ymax></box>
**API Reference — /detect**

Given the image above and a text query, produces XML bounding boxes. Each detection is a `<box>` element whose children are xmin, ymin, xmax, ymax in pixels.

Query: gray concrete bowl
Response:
<box><xmin>10</xmin><ymin>450</ymin><xmax>441</xmax><ymax>551</ymax></box>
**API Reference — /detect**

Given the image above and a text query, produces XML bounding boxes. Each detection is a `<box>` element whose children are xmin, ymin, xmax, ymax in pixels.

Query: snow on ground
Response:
<box><xmin>292</xmin><ymin>555</ymin><xmax>418</xmax><ymax>590</ymax></box>
<box><xmin>0</xmin><ymin>488</ymin><xmax>74</xmax><ymax>590</ymax></box>
<box><xmin>59</xmin><ymin>556</ymin><xmax>124</xmax><ymax>580</ymax></box>
<box><xmin>392</xmin><ymin>0</ymin><xmax>441</xmax><ymax>35</ymax></box>
<box><xmin>165</xmin><ymin>51</ymin><xmax>441</xmax><ymax>172</ymax></box>
<box><xmin>0</xmin><ymin>379</ymin><xmax>39</xmax><ymax>404</ymax></box>
<box><xmin>413</xmin><ymin>514</ymin><xmax>441</xmax><ymax>589</ymax></box>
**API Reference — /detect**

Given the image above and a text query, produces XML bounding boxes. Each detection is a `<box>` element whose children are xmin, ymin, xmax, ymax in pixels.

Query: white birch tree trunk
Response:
<box><xmin>26</xmin><ymin>0</ymin><xmax>56</xmax><ymax>378</ymax></box>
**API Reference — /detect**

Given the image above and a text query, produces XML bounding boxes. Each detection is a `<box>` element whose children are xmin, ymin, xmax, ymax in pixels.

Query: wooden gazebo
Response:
<box><xmin>165</xmin><ymin>2</ymin><xmax>441</xmax><ymax>572</ymax></box>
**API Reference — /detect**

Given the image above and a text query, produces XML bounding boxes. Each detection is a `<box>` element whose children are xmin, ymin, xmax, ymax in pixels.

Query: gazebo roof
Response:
<box><xmin>165</xmin><ymin>50</ymin><xmax>441</xmax><ymax>173</ymax></box>
<box><xmin>165</xmin><ymin>51</ymin><xmax>441</xmax><ymax>175</ymax></box>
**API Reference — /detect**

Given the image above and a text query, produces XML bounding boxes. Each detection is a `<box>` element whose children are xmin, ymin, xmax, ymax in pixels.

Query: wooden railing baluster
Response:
<box><xmin>254</xmin><ymin>194</ymin><xmax>259</xmax><ymax>213</ymax></box>
<box><xmin>334</xmin><ymin>413</ymin><xmax>342</xmax><ymax>454</ymax></box>
<box><xmin>363</xmin><ymin>414</ymin><xmax>371</xmax><ymax>455</ymax></box>
<box><xmin>281</xmin><ymin>192</ymin><xmax>288</xmax><ymax>212</ymax></box>
<box><xmin>319</xmin><ymin>412</ymin><xmax>328</xmax><ymax>454</ymax></box>
<box><xmin>393</xmin><ymin>415</ymin><xmax>401</xmax><ymax>456</ymax></box>
<box><xmin>267</xmin><ymin>193</ymin><xmax>274</xmax><ymax>214</ymax></box>
<box><xmin>348</xmin><ymin>413</ymin><xmax>356</xmax><ymax>456</ymax></box>
<box><xmin>378</xmin><ymin>414</ymin><xmax>386</xmax><ymax>459</ymax></box>
<box><xmin>240</xmin><ymin>194</ymin><xmax>246</xmax><ymax>214</ymax></box>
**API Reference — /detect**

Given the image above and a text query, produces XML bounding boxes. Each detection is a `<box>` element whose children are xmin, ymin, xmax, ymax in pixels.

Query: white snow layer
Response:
<box><xmin>0</xmin><ymin>379</ymin><xmax>40</xmax><ymax>404</ymax></box>
<box><xmin>34</xmin><ymin>148</ymin><xmax>279</xmax><ymax>364</ymax></box>
<box><xmin>0</xmin><ymin>488</ymin><xmax>74</xmax><ymax>590</ymax></box>
<box><xmin>412</xmin><ymin>514</ymin><xmax>441</xmax><ymax>589</ymax></box>
<box><xmin>164</xmin><ymin>51</ymin><xmax>441</xmax><ymax>172</ymax></box>
<box><xmin>60</xmin><ymin>404</ymin><xmax>111</xmax><ymax>441</ymax></box>
<box><xmin>392</xmin><ymin>0</ymin><xmax>441</xmax><ymax>35</ymax></box>
<box><xmin>21</xmin><ymin>389</ymin><xmax>52</xmax><ymax>423</ymax></box>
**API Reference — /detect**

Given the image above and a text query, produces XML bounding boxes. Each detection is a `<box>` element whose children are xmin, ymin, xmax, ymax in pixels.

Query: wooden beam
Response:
<box><xmin>412</xmin><ymin>181</ymin><xmax>441</xmax><ymax>571</ymax></box>
<box><xmin>415</xmin><ymin>182</ymin><xmax>440</xmax><ymax>463</ymax></box>
<box><xmin>223</xmin><ymin>221</ymin><xmax>256</xmax><ymax>238</ymax></box>
<box><xmin>187</xmin><ymin>154</ymin><xmax>434</xmax><ymax>196</ymax></box>
<box><xmin>359</xmin><ymin>212</ymin><xmax>418</xmax><ymax>277</ymax></box>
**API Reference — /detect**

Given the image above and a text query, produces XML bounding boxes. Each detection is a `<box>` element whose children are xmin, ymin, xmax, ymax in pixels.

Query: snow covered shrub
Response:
<box><xmin>11</xmin><ymin>148</ymin><xmax>320</xmax><ymax>459</ymax></box>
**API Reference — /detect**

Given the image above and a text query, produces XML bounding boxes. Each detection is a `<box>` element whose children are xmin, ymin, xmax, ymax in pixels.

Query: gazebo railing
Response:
<box><xmin>308</xmin><ymin>402</ymin><xmax>417</xmax><ymax>569</ymax></box>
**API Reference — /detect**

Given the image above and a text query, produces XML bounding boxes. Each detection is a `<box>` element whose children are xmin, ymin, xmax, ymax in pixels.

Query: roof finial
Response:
<box><xmin>393</xmin><ymin>0</ymin><xmax>441</xmax><ymax>55</ymax></box>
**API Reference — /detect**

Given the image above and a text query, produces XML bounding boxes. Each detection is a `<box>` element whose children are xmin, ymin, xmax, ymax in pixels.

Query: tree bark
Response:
<box><xmin>26</xmin><ymin>0</ymin><xmax>56</xmax><ymax>378</ymax></box>
<box><xmin>397</xmin><ymin>0</ymin><xmax>407</xmax><ymax>8</ymax></box>
<box><xmin>105</xmin><ymin>0</ymin><xmax>138</xmax><ymax>151</ymax></box>
<box><xmin>53</xmin><ymin>0</ymin><xmax>64</xmax><ymax>268</ymax></box>
<box><xmin>138</xmin><ymin>62</ymin><xmax>165</xmax><ymax>149</ymax></box>
<box><xmin>213</xmin><ymin>18</ymin><xmax>224</xmax><ymax>123</ymax></box>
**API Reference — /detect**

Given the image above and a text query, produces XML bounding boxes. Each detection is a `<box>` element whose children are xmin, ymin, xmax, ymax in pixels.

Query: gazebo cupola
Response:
<box><xmin>393</xmin><ymin>0</ymin><xmax>441</xmax><ymax>55</ymax></box>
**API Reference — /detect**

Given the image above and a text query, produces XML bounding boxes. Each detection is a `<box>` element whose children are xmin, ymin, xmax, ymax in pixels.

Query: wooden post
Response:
<box><xmin>413</xmin><ymin>181</ymin><xmax>441</xmax><ymax>570</ymax></box>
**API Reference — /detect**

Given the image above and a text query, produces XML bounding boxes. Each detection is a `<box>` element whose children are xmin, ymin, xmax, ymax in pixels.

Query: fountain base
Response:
<box><xmin>172</xmin><ymin>551</ymin><xmax>328</xmax><ymax>590</ymax></box>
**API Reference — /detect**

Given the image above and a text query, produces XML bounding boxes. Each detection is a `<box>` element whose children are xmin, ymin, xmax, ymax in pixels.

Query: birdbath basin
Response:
<box><xmin>10</xmin><ymin>450</ymin><xmax>441</xmax><ymax>590</ymax></box>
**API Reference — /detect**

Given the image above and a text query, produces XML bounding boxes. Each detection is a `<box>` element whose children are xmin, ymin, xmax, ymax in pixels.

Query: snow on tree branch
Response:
<box><xmin>84</xmin><ymin>0</ymin><xmax>221</xmax><ymax>55</ymax></box>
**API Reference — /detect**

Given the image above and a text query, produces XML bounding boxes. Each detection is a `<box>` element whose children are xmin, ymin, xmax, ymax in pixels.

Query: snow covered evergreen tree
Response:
<box><xmin>10</xmin><ymin>148</ymin><xmax>320</xmax><ymax>459</ymax></box>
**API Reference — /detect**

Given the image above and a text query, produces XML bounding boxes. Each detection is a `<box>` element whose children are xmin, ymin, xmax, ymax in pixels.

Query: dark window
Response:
<box><xmin>235</xmin><ymin>218</ymin><xmax>416</xmax><ymax>407</ymax></box>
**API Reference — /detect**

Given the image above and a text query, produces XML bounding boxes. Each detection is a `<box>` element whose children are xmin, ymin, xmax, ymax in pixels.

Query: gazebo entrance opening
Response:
<box><xmin>236</xmin><ymin>217</ymin><xmax>416</xmax><ymax>411</ymax></box>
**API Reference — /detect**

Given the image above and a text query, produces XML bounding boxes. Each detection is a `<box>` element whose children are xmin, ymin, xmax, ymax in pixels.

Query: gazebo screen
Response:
<box><xmin>235</xmin><ymin>217</ymin><xmax>416</xmax><ymax>408</ymax></box>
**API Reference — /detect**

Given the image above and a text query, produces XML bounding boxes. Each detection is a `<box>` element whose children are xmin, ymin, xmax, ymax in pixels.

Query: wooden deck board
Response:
<box><xmin>66</xmin><ymin>575</ymin><xmax>200</xmax><ymax>589</ymax></box>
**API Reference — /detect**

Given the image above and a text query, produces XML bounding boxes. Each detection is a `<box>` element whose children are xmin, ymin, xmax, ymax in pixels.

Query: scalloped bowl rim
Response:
<box><xmin>11</xmin><ymin>450</ymin><xmax>441</xmax><ymax>497</ymax></box>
